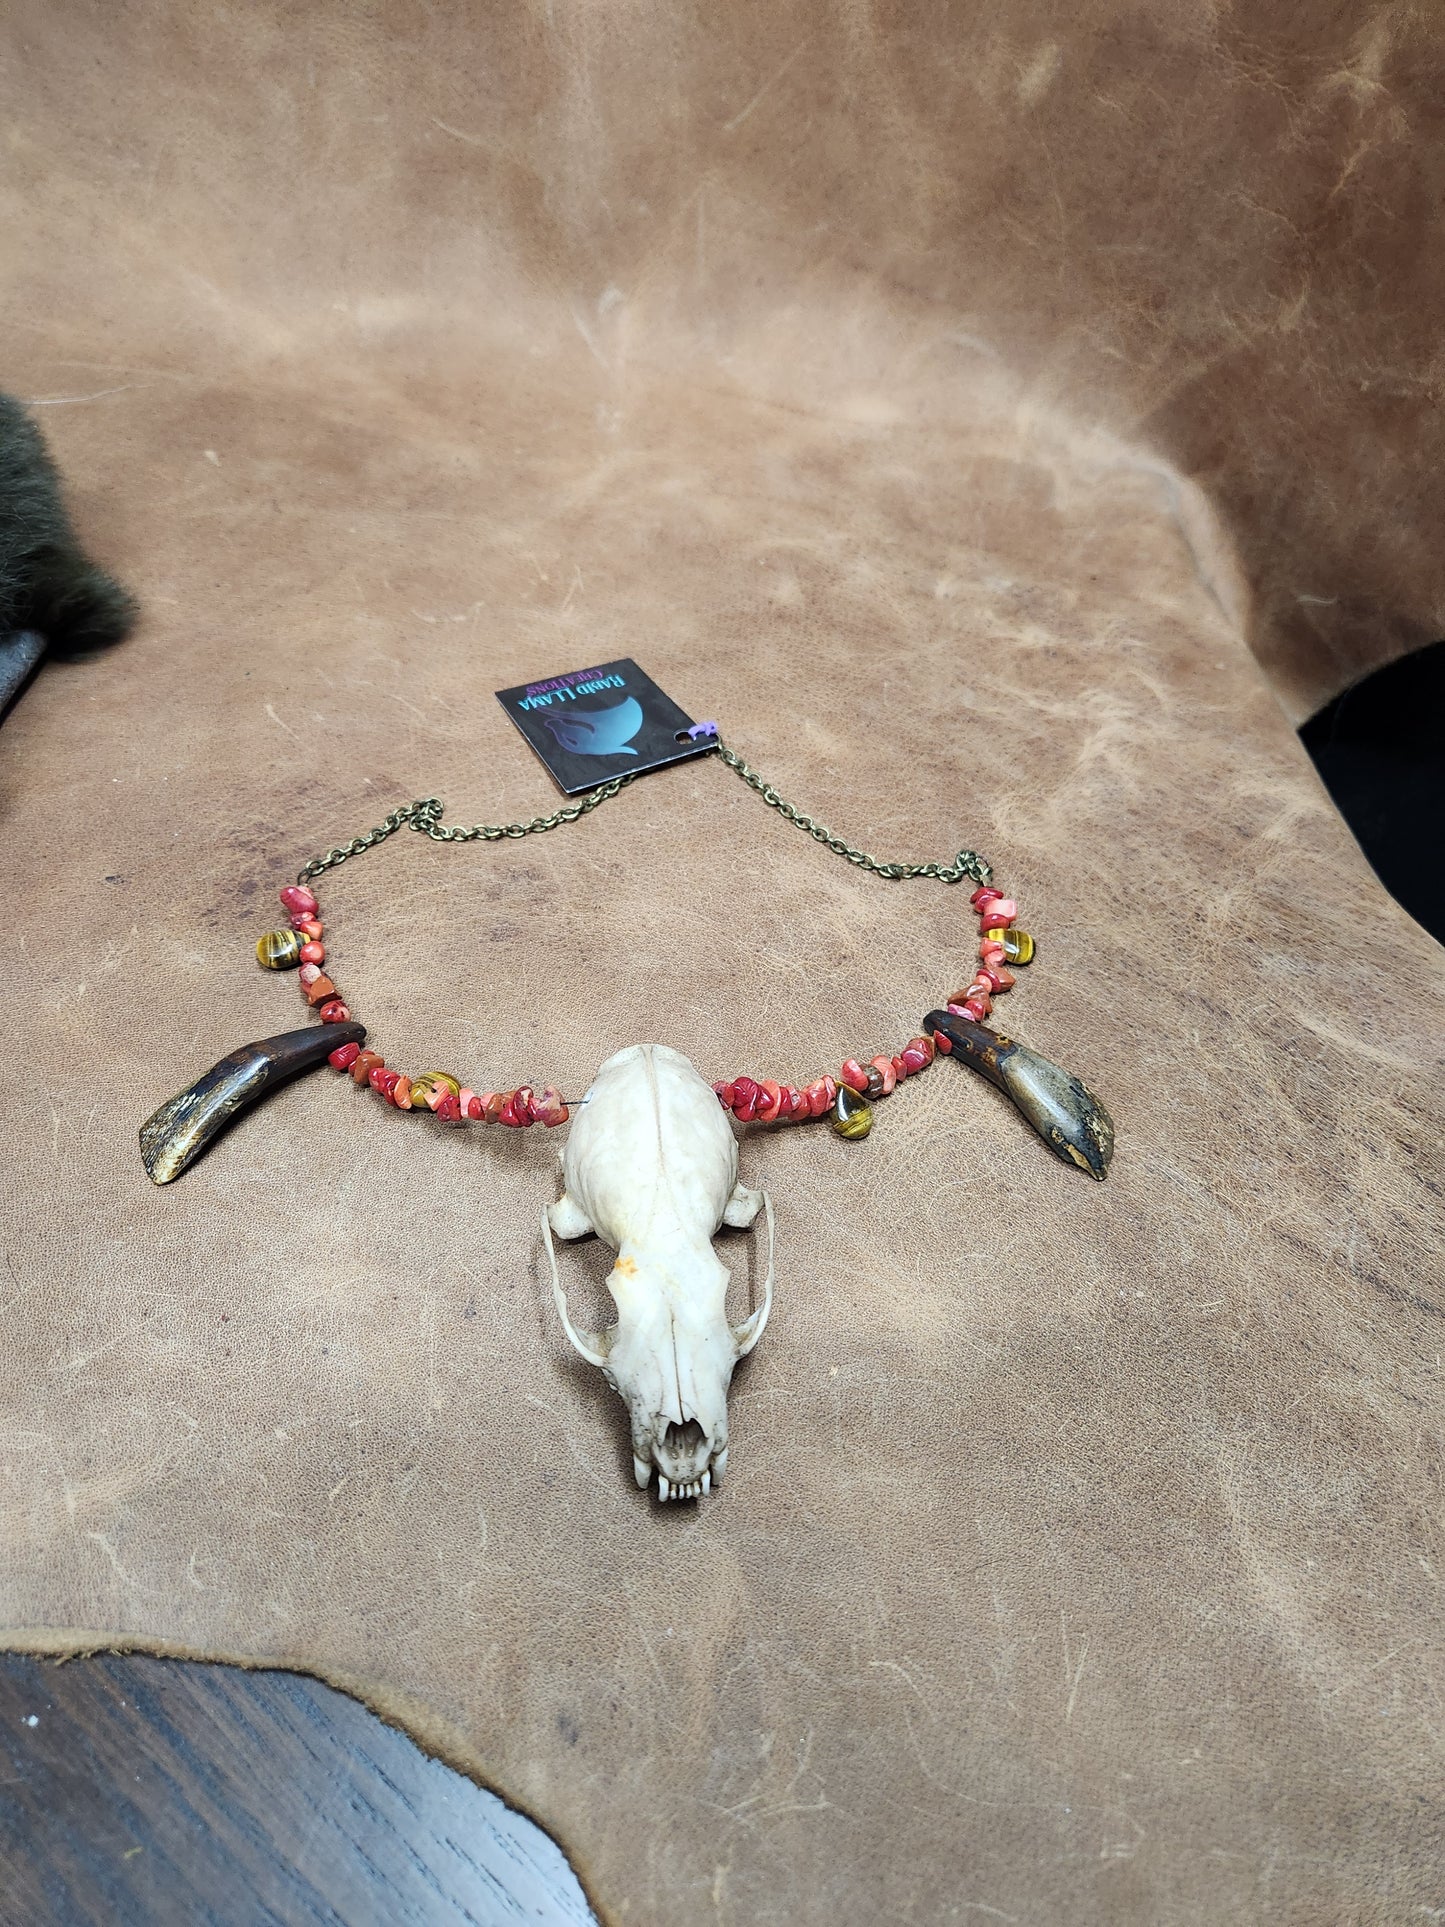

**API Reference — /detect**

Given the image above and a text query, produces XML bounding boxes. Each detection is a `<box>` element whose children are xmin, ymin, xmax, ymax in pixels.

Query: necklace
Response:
<box><xmin>139</xmin><ymin>737</ymin><xmax>1114</xmax><ymax>1501</ymax></box>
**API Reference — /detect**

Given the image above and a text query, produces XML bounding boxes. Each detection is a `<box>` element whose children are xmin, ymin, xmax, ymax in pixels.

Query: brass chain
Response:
<box><xmin>295</xmin><ymin>740</ymin><xmax>992</xmax><ymax>888</ymax></box>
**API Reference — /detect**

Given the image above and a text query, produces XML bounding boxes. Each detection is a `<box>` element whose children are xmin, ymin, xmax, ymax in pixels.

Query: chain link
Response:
<box><xmin>295</xmin><ymin>741</ymin><xmax>991</xmax><ymax>887</ymax></box>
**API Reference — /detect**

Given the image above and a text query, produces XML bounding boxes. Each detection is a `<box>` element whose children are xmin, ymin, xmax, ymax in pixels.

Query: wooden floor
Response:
<box><xmin>0</xmin><ymin>1651</ymin><xmax>596</xmax><ymax>1927</ymax></box>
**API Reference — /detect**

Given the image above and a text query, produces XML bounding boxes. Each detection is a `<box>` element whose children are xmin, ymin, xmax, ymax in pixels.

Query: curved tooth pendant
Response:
<box><xmin>139</xmin><ymin>1021</ymin><xmax>366</xmax><ymax>1184</ymax></box>
<box><xmin>923</xmin><ymin>1009</ymin><xmax>1115</xmax><ymax>1180</ymax></box>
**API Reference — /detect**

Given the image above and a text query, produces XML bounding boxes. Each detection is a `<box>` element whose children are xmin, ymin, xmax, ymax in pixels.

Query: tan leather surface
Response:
<box><xmin>3</xmin><ymin>4</ymin><xmax>1444</xmax><ymax>1920</ymax></box>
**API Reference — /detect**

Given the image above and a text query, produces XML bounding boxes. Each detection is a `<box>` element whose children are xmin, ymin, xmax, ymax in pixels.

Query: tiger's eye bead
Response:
<box><xmin>256</xmin><ymin>930</ymin><xmax>303</xmax><ymax>970</ymax></box>
<box><xmin>830</xmin><ymin>1085</ymin><xmax>873</xmax><ymax>1139</ymax></box>
<box><xmin>350</xmin><ymin>1049</ymin><xmax>384</xmax><ymax>1084</ymax></box>
<box><xmin>985</xmin><ymin>927</ymin><xmax>1035</xmax><ymax>964</ymax></box>
<box><xmin>279</xmin><ymin>884</ymin><xmax>319</xmax><ymax>919</ymax></box>
<box><xmin>411</xmin><ymin>1072</ymin><xmax>461</xmax><ymax>1111</ymax></box>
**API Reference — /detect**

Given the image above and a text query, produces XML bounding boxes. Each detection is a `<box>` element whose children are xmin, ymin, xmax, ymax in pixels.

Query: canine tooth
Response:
<box><xmin>702</xmin><ymin>1469</ymin><xmax>711</xmax><ymax>1496</ymax></box>
<box><xmin>659</xmin><ymin>1475</ymin><xmax>670</xmax><ymax>1502</ymax></box>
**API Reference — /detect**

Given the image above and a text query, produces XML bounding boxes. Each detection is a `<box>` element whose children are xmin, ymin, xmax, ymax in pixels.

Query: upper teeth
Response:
<box><xmin>655</xmin><ymin>1474</ymin><xmax>709</xmax><ymax>1502</ymax></box>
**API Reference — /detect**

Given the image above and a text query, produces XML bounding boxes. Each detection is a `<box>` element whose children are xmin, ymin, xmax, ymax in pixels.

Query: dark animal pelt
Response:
<box><xmin>0</xmin><ymin>390</ymin><xmax>136</xmax><ymax>666</ymax></box>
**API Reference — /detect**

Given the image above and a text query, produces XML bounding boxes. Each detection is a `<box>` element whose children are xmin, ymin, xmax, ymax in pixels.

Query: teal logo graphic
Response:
<box><xmin>536</xmin><ymin>694</ymin><xmax>643</xmax><ymax>759</ymax></box>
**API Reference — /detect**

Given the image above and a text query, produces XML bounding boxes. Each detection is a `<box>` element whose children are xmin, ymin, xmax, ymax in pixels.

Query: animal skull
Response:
<box><xmin>543</xmin><ymin>1043</ymin><xmax>773</xmax><ymax>1500</ymax></box>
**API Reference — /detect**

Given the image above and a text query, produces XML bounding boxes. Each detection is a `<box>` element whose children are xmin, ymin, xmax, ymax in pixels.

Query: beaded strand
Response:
<box><xmin>254</xmin><ymin>880</ymin><xmax>1037</xmax><ymax>1138</ymax></box>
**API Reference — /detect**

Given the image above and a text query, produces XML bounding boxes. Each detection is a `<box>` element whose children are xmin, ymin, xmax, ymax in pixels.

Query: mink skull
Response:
<box><xmin>543</xmin><ymin>1044</ymin><xmax>773</xmax><ymax>1501</ymax></box>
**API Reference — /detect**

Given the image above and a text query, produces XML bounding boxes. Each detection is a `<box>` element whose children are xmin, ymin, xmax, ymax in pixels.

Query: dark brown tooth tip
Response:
<box><xmin>139</xmin><ymin>1022</ymin><xmax>365</xmax><ymax>1184</ymax></box>
<box><xmin>922</xmin><ymin>1009</ymin><xmax>1115</xmax><ymax>1179</ymax></box>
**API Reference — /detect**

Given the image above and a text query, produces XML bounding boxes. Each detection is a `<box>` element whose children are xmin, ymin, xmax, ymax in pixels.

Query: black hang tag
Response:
<box><xmin>495</xmin><ymin>658</ymin><xmax>716</xmax><ymax>796</ymax></box>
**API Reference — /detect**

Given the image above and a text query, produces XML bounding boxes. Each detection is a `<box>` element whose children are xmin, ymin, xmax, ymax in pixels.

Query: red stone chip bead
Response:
<box><xmin>434</xmin><ymin>1093</ymin><xmax>463</xmax><ymax>1121</ymax></box>
<box><xmin>370</xmin><ymin>1066</ymin><xmax>398</xmax><ymax>1098</ymax></box>
<box><xmin>534</xmin><ymin>1087</ymin><xmax>569</xmax><ymax>1127</ymax></box>
<box><xmin>839</xmin><ymin>1059</ymin><xmax>870</xmax><ymax>1094</ymax></box>
<box><xmin>279</xmin><ymin>885</ymin><xmax>319</xmax><ymax>919</ymax></box>
<box><xmin>932</xmin><ymin>1028</ymin><xmax>953</xmax><ymax>1053</ymax></box>
<box><xmin>318</xmin><ymin>999</ymin><xmax>351</xmax><ymax>1024</ymax></box>
<box><xmin>730</xmin><ymin>1076</ymin><xmax>760</xmax><ymax>1122</ymax></box>
<box><xmin>328</xmin><ymin>1041</ymin><xmax>361</xmax><ymax>1071</ymax></box>
<box><xmin>713</xmin><ymin>1080</ymin><xmax>735</xmax><ymax>1107</ymax></box>
<box><xmin>756</xmin><ymin>1080</ymin><xmax>784</xmax><ymax>1124</ymax></box>
<box><xmin>392</xmin><ymin>1075</ymin><xmax>413</xmax><ymax>1110</ymax></box>
<box><xmin>806</xmin><ymin>1075</ymin><xmax>837</xmax><ymax>1117</ymax></box>
<box><xmin>979</xmin><ymin>939</ymin><xmax>1007</xmax><ymax>967</ymax></box>
<box><xmin>299</xmin><ymin>941</ymin><xmax>325</xmax><ymax>965</ymax></box>
<box><xmin>869</xmin><ymin>1055</ymin><xmax>897</xmax><ymax>1095</ymax></box>
<box><xmin>787</xmin><ymin>1087</ymin><xmax>809</xmax><ymax>1119</ymax></box>
<box><xmin>969</xmin><ymin>885</ymin><xmax>1001</xmax><ymax>912</ymax></box>
<box><xmin>293</xmin><ymin>917</ymin><xmax>324</xmax><ymax>940</ymax></box>
<box><xmin>981</xmin><ymin>898</ymin><xmax>1017</xmax><ymax>926</ymax></box>
<box><xmin>899</xmin><ymin>1041</ymin><xmax>930</xmax><ymax>1075</ymax></box>
<box><xmin>303</xmin><ymin>973</ymin><xmax>339</xmax><ymax>1008</ymax></box>
<box><xmin>350</xmin><ymin>1049</ymin><xmax>384</xmax><ymax>1085</ymax></box>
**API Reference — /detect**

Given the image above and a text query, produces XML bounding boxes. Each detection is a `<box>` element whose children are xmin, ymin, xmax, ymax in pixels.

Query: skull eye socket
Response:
<box><xmin>662</xmin><ymin>1418</ymin><xmax>707</xmax><ymax>1459</ymax></box>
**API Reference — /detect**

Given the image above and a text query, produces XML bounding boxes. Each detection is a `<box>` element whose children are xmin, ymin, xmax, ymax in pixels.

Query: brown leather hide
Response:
<box><xmin>2</xmin><ymin>5</ymin><xmax>1442</xmax><ymax>1921</ymax></box>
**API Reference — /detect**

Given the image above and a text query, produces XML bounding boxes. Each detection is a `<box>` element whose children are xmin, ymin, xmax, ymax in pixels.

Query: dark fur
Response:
<box><xmin>0</xmin><ymin>391</ymin><xmax>136</xmax><ymax>659</ymax></box>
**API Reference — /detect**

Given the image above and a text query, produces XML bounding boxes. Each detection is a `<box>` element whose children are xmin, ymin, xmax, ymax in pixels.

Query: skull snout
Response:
<box><xmin>641</xmin><ymin>1417</ymin><xmax>723</xmax><ymax>1502</ymax></box>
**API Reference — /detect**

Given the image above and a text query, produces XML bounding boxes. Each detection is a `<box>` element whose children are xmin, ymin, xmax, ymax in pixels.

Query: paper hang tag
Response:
<box><xmin>495</xmin><ymin>658</ymin><xmax>716</xmax><ymax>796</ymax></box>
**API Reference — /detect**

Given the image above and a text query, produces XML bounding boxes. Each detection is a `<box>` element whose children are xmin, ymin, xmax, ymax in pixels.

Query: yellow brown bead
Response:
<box><xmin>255</xmin><ymin>929</ymin><xmax>303</xmax><ymax>970</ymax></box>
<box><xmin>409</xmin><ymin>1071</ymin><xmax>462</xmax><ymax>1111</ymax></box>
<box><xmin>830</xmin><ymin>1085</ymin><xmax>873</xmax><ymax>1139</ymax></box>
<box><xmin>984</xmin><ymin>927</ymin><xmax>1035</xmax><ymax>964</ymax></box>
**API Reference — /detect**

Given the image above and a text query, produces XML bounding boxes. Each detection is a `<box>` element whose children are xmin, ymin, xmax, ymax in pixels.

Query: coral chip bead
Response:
<box><xmin>900</xmin><ymin>1044</ymin><xmax>929</xmax><ymax>1075</ymax></box>
<box><xmin>293</xmin><ymin>917</ymin><xmax>324</xmax><ymax>940</ymax></box>
<box><xmin>714</xmin><ymin>1080</ymin><xmax>736</xmax><ymax>1107</ymax></box>
<box><xmin>392</xmin><ymin>1075</ymin><xmax>413</xmax><ymax>1110</ymax></box>
<box><xmin>534</xmin><ymin>1087</ymin><xmax>568</xmax><ymax>1127</ymax></box>
<box><xmin>318</xmin><ymin>999</ymin><xmax>351</xmax><ymax>1023</ymax></box>
<box><xmin>303</xmin><ymin>974</ymin><xmax>339</xmax><ymax>1008</ymax></box>
<box><xmin>755</xmin><ymin>1080</ymin><xmax>784</xmax><ymax>1124</ymax></box>
<box><xmin>299</xmin><ymin>941</ymin><xmax>325</xmax><ymax>965</ymax></box>
<box><xmin>787</xmin><ymin>1087</ymin><xmax>809</xmax><ymax>1119</ymax></box>
<box><xmin>279</xmin><ymin>885</ymin><xmax>319</xmax><ymax>919</ymax></box>
<box><xmin>839</xmin><ymin>1059</ymin><xmax>870</xmax><ymax>1094</ymax></box>
<box><xmin>980</xmin><ymin>898</ymin><xmax>1017</xmax><ymax>926</ymax></box>
<box><xmin>434</xmin><ymin>1094</ymin><xmax>463</xmax><ymax>1122</ymax></box>
<box><xmin>969</xmin><ymin>885</ymin><xmax>1002</xmax><ymax>912</ymax></box>
<box><xmin>328</xmin><ymin>1041</ymin><xmax>361</xmax><ymax>1071</ymax></box>
<box><xmin>932</xmin><ymin>1028</ymin><xmax>953</xmax><ymax>1053</ymax></box>
<box><xmin>370</xmin><ymin>1066</ymin><xmax>397</xmax><ymax>1096</ymax></box>
<box><xmin>979</xmin><ymin>939</ymin><xmax>1008</xmax><ymax>967</ymax></box>
<box><xmin>350</xmin><ymin>1049</ymin><xmax>384</xmax><ymax>1084</ymax></box>
<box><xmin>908</xmin><ymin>1035</ymin><xmax>935</xmax><ymax>1064</ymax></box>
<box><xmin>869</xmin><ymin>1055</ymin><xmax>897</xmax><ymax>1095</ymax></box>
